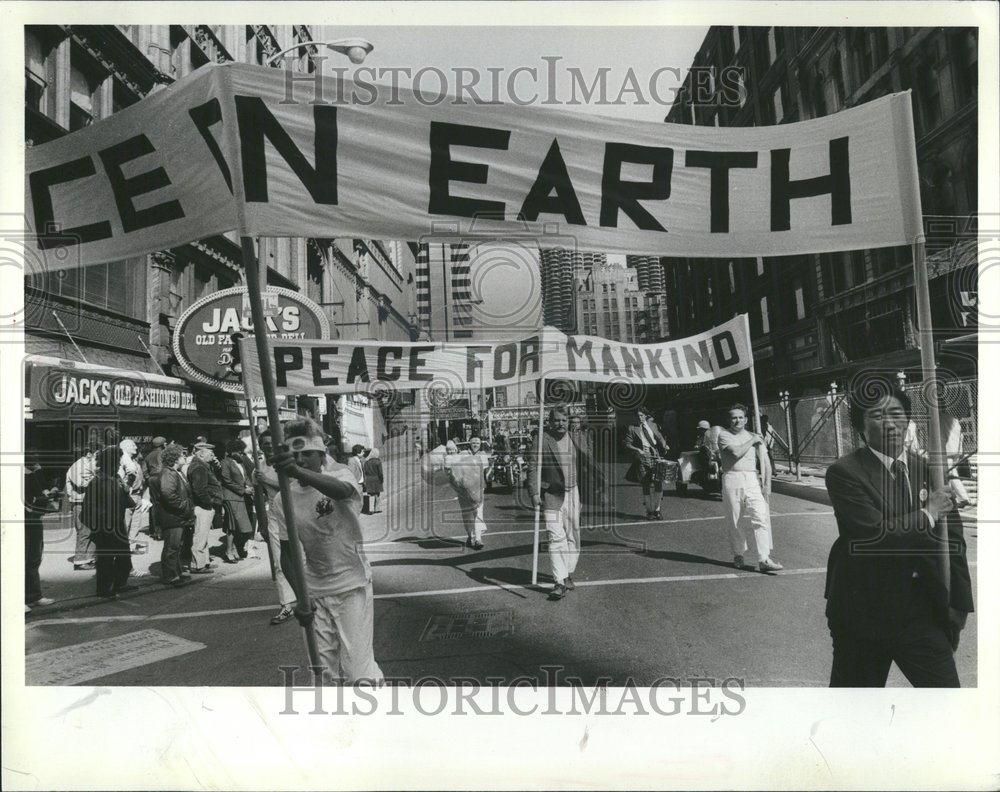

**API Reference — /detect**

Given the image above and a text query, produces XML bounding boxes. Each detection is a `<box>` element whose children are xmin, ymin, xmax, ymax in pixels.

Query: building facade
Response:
<box><xmin>662</xmin><ymin>26</ymin><xmax>978</xmax><ymax>398</ymax></box>
<box><xmin>24</xmin><ymin>24</ymin><xmax>418</xmax><ymax>459</ymax></box>
<box><xmin>414</xmin><ymin>243</ymin><xmax>477</xmax><ymax>341</ymax></box>
<box><xmin>577</xmin><ymin>261</ymin><xmax>660</xmax><ymax>344</ymax></box>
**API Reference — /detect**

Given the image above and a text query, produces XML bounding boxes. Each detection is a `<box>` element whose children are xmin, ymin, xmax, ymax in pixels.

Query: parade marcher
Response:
<box><xmin>528</xmin><ymin>406</ymin><xmax>605</xmax><ymax>601</ymax></box>
<box><xmin>142</xmin><ymin>437</ymin><xmax>167</xmax><ymax>541</ymax></box>
<box><xmin>718</xmin><ymin>404</ymin><xmax>783</xmax><ymax>573</ymax></box>
<box><xmin>220</xmin><ymin>439</ymin><xmax>255</xmax><ymax>563</ymax></box>
<box><xmin>82</xmin><ymin>446</ymin><xmax>138</xmax><ymax>599</ymax></box>
<box><xmin>186</xmin><ymin>442</ymin><xmax>222</xmax><ymax>574</ymax></box>
<box><xmin>149</xmin><ymin>444</ymin><xmax>193</xmax><ymax>586</ymax></box>
<box><xmin>904</xmin><ymin>411</ymin><xmax>973</xmax><ymax>509</ymax></box>
<box><xmin>825</xmin><ymin>382</ymin><xmax>974</xmax><ymax>686</ymax></box>
<box><xmin>760</xmin><ymin>416</ymin><xmax>778</xmax><ymax>472</ymax></box>
<box><xmin>347</xmin><ymin>444</ymin><xmax>366</xmax><ymax>487</ymax></box>
<box><xmin>445</xmin><ymin>435</ymin><xmax>493</xmax><ymax>549</ymax></box>
<box><xmin>270</xmin><ymin>418</ymin><xmax>383</xmax><ymax>683</ymax></box>
<box><xmin>65</xmin><ymin>446</ymin><xmax>97</xmax><ymax>570</ymax></box>
<box><xmin>255</xmin><ymin>430</ymin><xmax>296</xmax><ymax>625</ymax></box>
<box><xmin>25</xmin><ymin>455</ymin><xmax>59</xmax><ymax>610</ymax></box>
<box><xmin>624</xmin><ymin>405</ymin><xmax>670</xmax><ymax>519</ymax></box>
<box><xmin>362</xmin><ymin>448</ymin><xmax>385</xmax><ymax>514</ymax></box>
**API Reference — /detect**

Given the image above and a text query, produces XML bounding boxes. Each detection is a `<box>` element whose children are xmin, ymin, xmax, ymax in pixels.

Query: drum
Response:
<box><xmin>654</xmin><ymin>458</ymin><xmax>677</xmax><ymax>483</ymax></box>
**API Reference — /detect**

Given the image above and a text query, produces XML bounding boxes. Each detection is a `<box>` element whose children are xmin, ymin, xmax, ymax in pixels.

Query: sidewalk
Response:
<box><xmin>771</xmin><ymin>464</ymin><xmax>830</xmax><ymax>506</ymax></box>
<box><xmin>769</xmin><ymin>464</ymin><xmax>978</xmax><ymax>525</ymax></box>
<box><xmin>28</xmin><ymin>508</ymin><xmax>268</xmax><ymax>617</ymax></box>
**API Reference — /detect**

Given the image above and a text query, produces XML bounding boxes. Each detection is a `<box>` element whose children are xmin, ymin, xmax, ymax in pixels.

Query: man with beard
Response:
<box><xmin>529</xmin><ymin>406</ymin><xmax>605</xmax><ymax>600</ymax></box>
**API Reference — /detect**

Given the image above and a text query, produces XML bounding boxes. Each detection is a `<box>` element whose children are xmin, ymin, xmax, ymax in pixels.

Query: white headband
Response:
<box><xmin>288</xmin><ymin>435</ymin><xmax>327</xmax><ymax>453</ymax></box>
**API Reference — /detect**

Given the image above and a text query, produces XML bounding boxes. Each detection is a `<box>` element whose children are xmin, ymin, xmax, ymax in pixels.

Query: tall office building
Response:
<box><xmin>575</xmin><ymin>262</ymin><xmax>653</xmax><ymax>344</ymax></box>
<box><xmin>414</xmin><ymin>243</ymin><xmax>475</xmax><ymax>340</ymax></box>
<box><xmin>539</xmin><ymin>249</ymin><xmax>607</xmax><ymax>332</ymax></box>
<box><xmin>626</xmin><ymin>255</ymin><xmax>666</xmax><ymax>294</ymax></box>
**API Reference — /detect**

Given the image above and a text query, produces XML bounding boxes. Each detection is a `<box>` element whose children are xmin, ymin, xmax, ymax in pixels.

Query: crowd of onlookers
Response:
<box><xmin>24</xmin><ymin>430</ymin><xmax>388</xmax><ymax>622</ymax></box>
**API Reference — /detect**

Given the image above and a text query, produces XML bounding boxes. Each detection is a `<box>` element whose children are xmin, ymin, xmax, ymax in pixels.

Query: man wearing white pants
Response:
<box><xmin>529</xmin><ymin>406</ymin><xmax>604</xmax><ymax>600</ymax></box>
<box><xmin>718</xmin><ymin>404</ymin><xmax>783</xmax><ymax>573</ymax></box>
<box><xmin>254</xmin><ymin>431</ymin><xmax>297</xmax><ymax>625</ymax></box>
<box><xmin>186</xmin><ymin>443</ymin><xmax>222</xmax><ymax>574</ymax></box>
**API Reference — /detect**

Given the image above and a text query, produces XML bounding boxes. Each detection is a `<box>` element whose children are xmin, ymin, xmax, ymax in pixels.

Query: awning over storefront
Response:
<box><xmin>24</xmin><ymin>355</ymin><xmax>244</xmax><ymax>425</ymax></box>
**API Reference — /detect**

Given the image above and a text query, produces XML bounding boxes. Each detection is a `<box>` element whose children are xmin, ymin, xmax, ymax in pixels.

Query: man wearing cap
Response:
<box><xmin>186</xmin><ymin>442</ymin><xmax>222</xmax><ymax>574</ymax></box>
<box><xmin>143</xmin><ymin>437</ymin><xmax>167</xmax><ymax>541</ymax></box>
<box><xmin>270</xmin><ymin>418</ymin><xmax>383</xmax><ymax>683</ymax></box>
<box><xmin>65</xmin><ymin>446</ymin><xmax>96</xmax><ymax>570</ymax></box>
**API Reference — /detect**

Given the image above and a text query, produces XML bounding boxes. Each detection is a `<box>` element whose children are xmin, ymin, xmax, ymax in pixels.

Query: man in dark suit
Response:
<box><xmin>528</xmin><ymin>406</ymin><xmax>605</xmax><ymax>600</ymax></box>
<box><xmin>623</xmin><ymin>406</ymin><xmax>670</xmax><ymax>519</ymax></box>
<box><xmin>825</xmin><ymin>381</ymin><xmax>974</xmax><ymax>687</ymax></box>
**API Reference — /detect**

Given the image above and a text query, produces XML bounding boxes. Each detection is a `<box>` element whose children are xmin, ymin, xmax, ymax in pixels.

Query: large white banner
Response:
<box><xmin>25</xmin><ymin>62</ymin><xmax>921</xmax><ymax>269</ymax></box>
<box><xmin>239</xmin><ymin>315</ymin><xmax>753</xmax><ymax>397</ymax></box>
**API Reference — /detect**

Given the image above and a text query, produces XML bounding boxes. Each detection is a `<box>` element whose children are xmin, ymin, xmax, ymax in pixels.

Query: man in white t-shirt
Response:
<box><xmin>717</xmin><ymin>403</ymin><xmax>783</xmax><ymax>573</ymax></box>
<box><xmin>270</xmin><ymin>420</ymin><xmax>383</xmax><ymax>684</ymax></box>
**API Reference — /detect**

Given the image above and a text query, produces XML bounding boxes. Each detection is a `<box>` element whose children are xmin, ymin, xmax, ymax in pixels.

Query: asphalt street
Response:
<box><xmin>25</xmin><ymin>464</ymin><xmax>979</xmax><ymax>687</ymax></box>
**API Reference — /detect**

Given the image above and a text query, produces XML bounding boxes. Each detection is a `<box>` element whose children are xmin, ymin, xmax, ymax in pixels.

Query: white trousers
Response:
<box><xmin>544</xmin><ymin>485</ymin><xmax>581</xmax><ymax>584</ymax></box>
<box><xmin>460</xmin><ymin>501</ymin><xmax>487</xmax><ymax>542</ymax></box>
<box><xmin>313</xmin><ymin>584</ymin><xmax>383</xmax><ymax>684</ymax></box>
<box><xmin>192</xmin><ymin>506</ymin><xmax>214</xmax><ymax>569</ymax></box>
<box><xmin>721</xmin><ymin>471</ymin><xmax>772</xmax><ymax>560</ymax></box>
<box><xmin>266</xmin><ymin>517</ymin><xmax>296</xmax><ymax>607</ymax></box>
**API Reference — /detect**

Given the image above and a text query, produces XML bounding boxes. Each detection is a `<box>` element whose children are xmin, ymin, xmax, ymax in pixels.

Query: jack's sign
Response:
<box><xmin>26</xmin><ymin>62</ymin><xmax>922</xmax><ymax>268</ymax></box>
<box><xmin>173</xmin><ymin>286</ymin><xmax>330</xmax><ymax>394</ymax></box>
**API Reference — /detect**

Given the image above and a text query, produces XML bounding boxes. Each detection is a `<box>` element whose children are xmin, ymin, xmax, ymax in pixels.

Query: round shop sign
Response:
<box><xmin>172</xmin><ymin>286</ymin><xmax>330</xmax><ymax>394</ymax></box>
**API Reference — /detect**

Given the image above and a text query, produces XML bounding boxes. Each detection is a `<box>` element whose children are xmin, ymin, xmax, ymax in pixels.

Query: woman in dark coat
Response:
<box><xmin>81</xmin><ymin>446</ymin><xmax>136</xmax><ymax>599</ymax></box>
<box><xmin>362</xmin><ymin>448</ymin><xmax>384</xmax><ymax>514</ymax></box>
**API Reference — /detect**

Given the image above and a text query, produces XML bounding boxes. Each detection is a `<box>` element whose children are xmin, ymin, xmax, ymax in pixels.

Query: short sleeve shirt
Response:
<box><xmin>717</xmin><ymin>429</ymin><xmax>758</xmax><ymax>473</ymax></box>
<box><xmin>272</xmin><ymin>461</ymin><xmax>370</xmax><ymax>598</ymax></box>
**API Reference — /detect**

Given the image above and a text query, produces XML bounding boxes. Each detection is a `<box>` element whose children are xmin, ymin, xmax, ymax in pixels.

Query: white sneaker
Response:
<box><xmin>759</xmin><ymin>557</ymin><xmax>784</xmax><ymax>572</ymax></box>
<box><xmin>29</xmin><ymin>597</ymin><xmax>55</xmax><ymax>606</ymax></box>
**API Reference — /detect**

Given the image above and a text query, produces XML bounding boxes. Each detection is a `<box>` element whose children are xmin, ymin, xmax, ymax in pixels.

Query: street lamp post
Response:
<box><xmin>827</xmin><ymin>381</ymin><xmax>843</xmax><ymax>459</ymax></box>
<box><xmin>778</xmin><ymin>389</ymin><xmax>799</xmax><ymax>481</ymax></box>
<box><xmin>266</xmin><ymin>38</ymin><xmax>374</xmax><ymax>66</ymax></box>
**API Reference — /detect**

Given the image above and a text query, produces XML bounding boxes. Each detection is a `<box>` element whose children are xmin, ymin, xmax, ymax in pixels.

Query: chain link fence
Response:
<box><xmin>761</xmin><ymin>377</ymin><xmax>978</xmax><ymax>471</ymax></box>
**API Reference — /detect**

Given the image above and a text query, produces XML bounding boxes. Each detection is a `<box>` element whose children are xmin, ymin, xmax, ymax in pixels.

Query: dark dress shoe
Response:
<box><xmin>114</xmin><ymin>584</ymin><xmax>140</xmax><ymax>594</ymax></box>
<box><xmin>548</xmin><ymin>583</ymin><xmax>568</xmax><ymax>600</ymax></box>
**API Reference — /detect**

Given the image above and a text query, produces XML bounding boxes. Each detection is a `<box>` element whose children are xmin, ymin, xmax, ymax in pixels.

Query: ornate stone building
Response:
<box><xmin>661</xmin><ymin>26</ymin><xmax>978</xmax><ymax>395</ymax></box>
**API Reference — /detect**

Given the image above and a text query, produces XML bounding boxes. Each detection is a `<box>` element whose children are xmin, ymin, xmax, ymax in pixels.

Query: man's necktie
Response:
<box><xmin>641</xmin><ymin>421</ymin><xmax>657</xmax><ymax>452</ymax></box>
<box><xmin>891</xmin><ymin>459</ymin><xmax>912</xmax><ymax>511</ymax></box>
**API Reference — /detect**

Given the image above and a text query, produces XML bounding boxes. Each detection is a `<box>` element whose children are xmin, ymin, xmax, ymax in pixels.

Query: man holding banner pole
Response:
<box><xmin>237</xmin><ymin>239</ymin><xmax>322</xmax><ymax>671</ymax></box>
<box><xmin>529</xmin><ymin>405</ymin><xmax>605</xmax><ymax>599</ymax></box>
